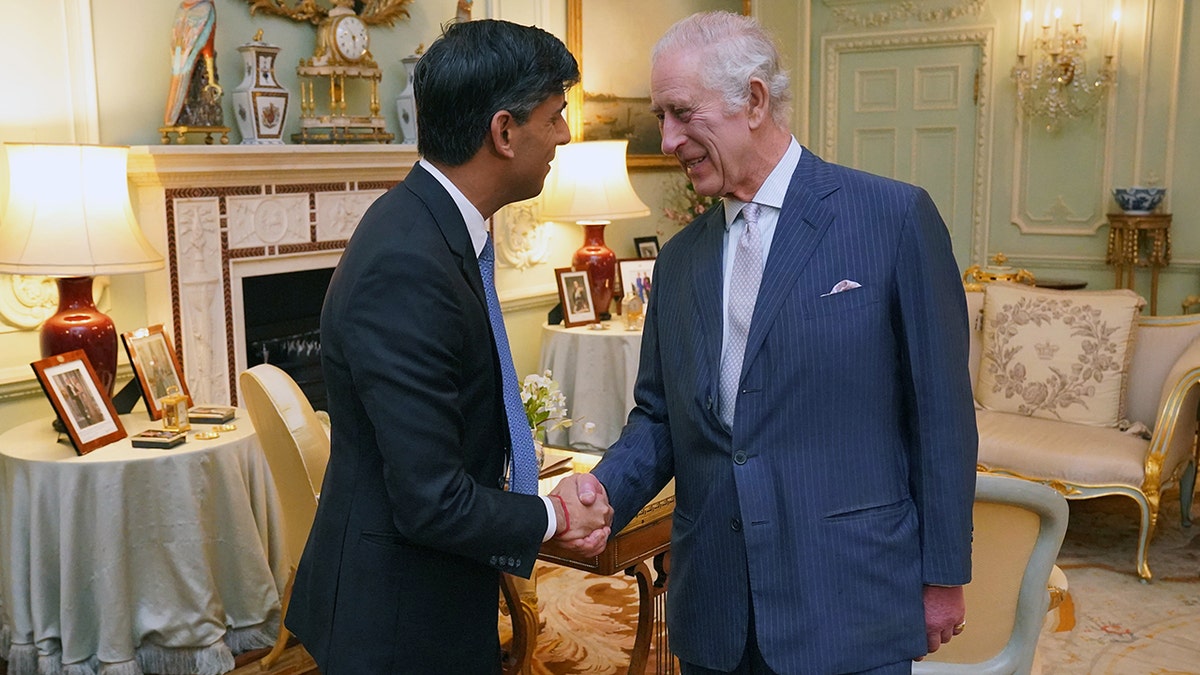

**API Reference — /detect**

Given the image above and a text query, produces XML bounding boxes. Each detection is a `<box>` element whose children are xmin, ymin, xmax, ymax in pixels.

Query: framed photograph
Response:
<box><xmin>556</xmin><ymin>267</ymin><xmax>600</xmax><ymax>328</ymax></box>
<box><xmin>31</xmin><ymin>350</ymin><xmax>126</xmax><ymax>455</ymax></box>
<box><xmin>634</xmin><ymin>236</ymin><xmax>660</xmax><ymax>259</ymax></box>
<box><xmin>618</xmin><ymin>258</ymin><xmax>657</xmax><ymax>314</ymax></box>
<box><xmin>121</xmin><ymin>324</ymin><xmax>191</xmax><ymax>420</ymax></box>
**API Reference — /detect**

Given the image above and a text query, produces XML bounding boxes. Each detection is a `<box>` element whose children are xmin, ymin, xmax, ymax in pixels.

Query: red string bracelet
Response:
<box><xmin>550</xmin><ymin>494</ymin><xmax>570</xmax><ymax>533</ymax></box>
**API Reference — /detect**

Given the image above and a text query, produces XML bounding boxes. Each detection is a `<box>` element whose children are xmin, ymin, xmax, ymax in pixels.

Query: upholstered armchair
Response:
<box><xmin>966</xmin><ymin>284</ymin><xmax>1200</xmax><ymax>581</ymax></box>
<box><xmin>913</xmin><ymin>473</ymin><xmax>1068</xmax><ymax>674</ymax></box>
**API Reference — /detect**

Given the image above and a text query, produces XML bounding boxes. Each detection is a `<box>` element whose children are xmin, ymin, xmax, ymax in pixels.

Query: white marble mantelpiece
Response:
<box><xmin>127</xmin><ymin>144</ymin><xmax>420</xmax><ymax>406</ymax></box>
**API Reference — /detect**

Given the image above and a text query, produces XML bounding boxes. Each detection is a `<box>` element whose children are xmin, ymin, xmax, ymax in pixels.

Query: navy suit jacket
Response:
<box><xmin>286</xmin><ymin>164</ymin><xmax>548</xmax><ymax>674</ymax></box>
<box><xmin>591</xmin><ymin>148</ymin><xmax>978</xmax><ymax>673</ymax></box>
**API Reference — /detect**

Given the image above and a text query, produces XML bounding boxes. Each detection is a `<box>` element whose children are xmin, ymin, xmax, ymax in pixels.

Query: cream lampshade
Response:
<box><xmin>541</xmin><ymin>140</ymin><xmax>649</xmax><ymax>319</ymax></box>
<box><xmin>0</xmin><ymin>143</ymin><xmax>164</xmax><ymax>396</ymax></box>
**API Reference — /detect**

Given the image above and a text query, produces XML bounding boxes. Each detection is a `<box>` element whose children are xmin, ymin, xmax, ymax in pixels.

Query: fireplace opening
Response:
<box><xmin>243</xmin><ymin>267</ymin><xmax>334</xmax><ymax>411</ymax></box>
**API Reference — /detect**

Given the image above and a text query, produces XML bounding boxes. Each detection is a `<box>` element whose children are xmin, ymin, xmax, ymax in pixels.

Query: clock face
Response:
<box><xmin>333</xmin><ymin>16</ymin><xmax>369</xmax><ymax>62</ymax></box>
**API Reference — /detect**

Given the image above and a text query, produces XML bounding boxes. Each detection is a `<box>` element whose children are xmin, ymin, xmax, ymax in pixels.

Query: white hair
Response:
<box><xmin>652</xmin><ymin>11</ymin><xmax>792</xmax><ymax>127</ymax></box>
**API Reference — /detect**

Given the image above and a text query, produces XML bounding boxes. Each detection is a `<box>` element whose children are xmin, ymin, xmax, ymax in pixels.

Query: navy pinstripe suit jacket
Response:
<box><xmin>591</xmin><ymin>148</ymin><xmax>978</xmax><ymax>674</ymax></box>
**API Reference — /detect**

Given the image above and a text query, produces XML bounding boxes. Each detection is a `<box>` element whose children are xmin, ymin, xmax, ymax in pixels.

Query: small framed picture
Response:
<box><xmin>555</xmin><ymin>267</ymin><xmax>600</xmax><ymax>328</ymax></box>
<box><xmin>31</xmin><ymin>350</ymin><xmax>127</xmax><ymax>455</ymax></box>
<box><xmin>618</xmin><ymin>258</ymin><xmax>657</xmax><ymax>313</ymax></box>
<box><xmin>634</xmin><ymin>235</ymin><xmax>660</xmax><ymax>259</ymax></box>
<box><xmin>121</xmin><ymin>324</ymin><xmax>191</xmax><ymax>420</ymax></box>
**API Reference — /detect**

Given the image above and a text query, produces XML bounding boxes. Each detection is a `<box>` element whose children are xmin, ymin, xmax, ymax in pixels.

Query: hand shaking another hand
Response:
<box><xmin>549</xmin><ymin>473</ymin><xmax>613</xmax><ymax>557</ymax></box>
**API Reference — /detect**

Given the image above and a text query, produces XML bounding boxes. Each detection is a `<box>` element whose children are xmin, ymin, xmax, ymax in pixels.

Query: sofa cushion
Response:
<box><xmin>976</xmin><ymin>410</ymin><xmax>1148</xmax><ymax>489</ymax></box>
<box><xmin>975</xmin><ymin>283</ymin><xmax>1143</xmax><ymax>427</ymax></box>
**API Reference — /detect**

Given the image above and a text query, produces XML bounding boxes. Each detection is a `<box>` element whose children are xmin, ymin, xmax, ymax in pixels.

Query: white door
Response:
<box><xmin>835</xmin><ymin>44</ymin><xmax>980</xmax><ymax>266</ymax></box>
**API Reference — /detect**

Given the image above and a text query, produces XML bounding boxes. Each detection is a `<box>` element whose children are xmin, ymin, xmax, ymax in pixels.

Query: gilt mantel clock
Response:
<box><xmin>244</xmin><ymin>0</ymin><xmax>415</xmax><ymax>143</ymax></box>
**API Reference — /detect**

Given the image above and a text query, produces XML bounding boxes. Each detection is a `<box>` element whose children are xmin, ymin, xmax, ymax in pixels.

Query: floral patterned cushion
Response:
<box><xmin>975</xmin><ymin>282</ymin><xmax>1144</xmax><ymax>427</ymax></box>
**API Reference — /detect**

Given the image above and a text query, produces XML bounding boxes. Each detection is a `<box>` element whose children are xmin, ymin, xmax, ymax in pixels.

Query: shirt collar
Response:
<box><xmin>723</xmin><ymin>137</ymin><xmax>803</xmax><ymax>231</ymax></box>
<box><xmin>418</xmin><ymin>159</ymin><xmax>489</xmax><ymax>257</ymax></box>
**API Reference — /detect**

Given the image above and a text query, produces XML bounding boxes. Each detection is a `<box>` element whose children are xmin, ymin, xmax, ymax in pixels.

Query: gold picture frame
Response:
<box><xmin>566</xmin><ymin>0</ymin><xmax>750</xmax><ymax>169</ymax></box>
<box><xmin>556</xmin><ymin>267</ymin><xmax>601</xmax><ymax>328</ymax></box>
<box><xmin>31</xmin><ymin>350</ymin><xmax>127</xmax><ymax>455</ymax></box>
<box><xmin>121</xmin><ymin>324</ymin><xmax>192</xmax><ymax>420</ymax></box>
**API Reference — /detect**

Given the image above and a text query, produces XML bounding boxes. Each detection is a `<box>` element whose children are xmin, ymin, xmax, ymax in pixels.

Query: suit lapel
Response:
<box><xmin>691</xmin><ymin>204</ymin><xmax>729</xmax><ymax>389</ymax></box>
<box><xmin>742</xmin><ymin>150</ymin><xmax>840</xmax><ymax>368</ymax></box>
<box><xmin>403</xmin><ymin>164</ymin><xmax>487</xmax><ymax>308</ymax></box>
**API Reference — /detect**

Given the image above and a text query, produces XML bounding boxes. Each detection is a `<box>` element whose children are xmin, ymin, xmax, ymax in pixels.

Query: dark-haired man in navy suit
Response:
<box><xmin>286</xmin><ymin>20</ymin><xmax>611</xmax><ymax>674</ymax></box>
<box><xmin>556</xmin><ymin>11</ymin><xmax>978</xmax><ymax>674</ymax></box>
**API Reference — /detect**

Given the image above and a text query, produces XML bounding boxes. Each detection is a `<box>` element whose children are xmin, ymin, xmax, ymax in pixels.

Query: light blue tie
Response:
<box><xmin>478</xmin><ymin>236</ymin><xmax>539</xmax><ymax>494</ymax></box>
<box><xmin>719</xmin><ymin>203</ymin><xmax>763</xmax><ymax>427</ymax></box>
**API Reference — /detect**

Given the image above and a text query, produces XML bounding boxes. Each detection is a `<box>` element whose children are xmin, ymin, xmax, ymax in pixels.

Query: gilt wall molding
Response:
<box><xmin>827</xmin><ymin>0</ymin><xmax>987</xmax><ymax>29</ymax></box>
<box><xmin>821</xmin><ymin>27</ymin><xmax>994</xmax><ymax>265</ymax></box>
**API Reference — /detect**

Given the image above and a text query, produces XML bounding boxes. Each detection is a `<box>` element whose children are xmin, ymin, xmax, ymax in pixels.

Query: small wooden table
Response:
<box><xmin>540</xmin><ymin>490</ymin><xmax>675</xmax><ymax>674</ymax></box>
<box><xmin>1106</xmin><ymin>212</ymin><xmax>1172</xmax><ymax>314</ymax></box>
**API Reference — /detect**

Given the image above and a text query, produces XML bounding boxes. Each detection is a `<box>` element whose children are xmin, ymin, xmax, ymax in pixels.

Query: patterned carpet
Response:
<box><xmin>1039</xmin><ymin>493</ymin><xmax>1200</xmax><ymax>674</ymax></box>
<box><xmin>505</xmin><ymin>492</ymin><xmax>1200</xmax><ymax>674</ymax></box>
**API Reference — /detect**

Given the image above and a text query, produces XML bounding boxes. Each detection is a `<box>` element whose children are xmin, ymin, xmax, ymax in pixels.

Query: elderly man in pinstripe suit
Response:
<box><xmin>554</xmin><ymin>11</ymin><xmax>978</xmax><ymax>674</ymax></box>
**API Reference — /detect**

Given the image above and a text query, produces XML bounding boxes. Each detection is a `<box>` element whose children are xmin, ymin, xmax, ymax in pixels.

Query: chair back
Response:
<box><xmin>240</xmin><ymin>364</ymin><xmax>329</xmax><ymax>562</ymax></box>
<box><xmin>913</xmin><ymin>473</ymin><xmax>1068</xmax><ymax>675</ymax></box>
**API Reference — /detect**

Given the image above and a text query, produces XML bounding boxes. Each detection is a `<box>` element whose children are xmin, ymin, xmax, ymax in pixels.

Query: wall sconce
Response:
<box><xmin>1012</xmin><ymin>1</ymin><xmax>1119</xmax><ymax>132</ymax></box>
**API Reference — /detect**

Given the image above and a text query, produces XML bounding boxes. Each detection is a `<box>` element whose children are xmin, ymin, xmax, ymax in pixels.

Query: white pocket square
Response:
<box><xmin>820</xmin><ymin>279</ymin><xmax>862</xmax><ymax>297</ymax></box>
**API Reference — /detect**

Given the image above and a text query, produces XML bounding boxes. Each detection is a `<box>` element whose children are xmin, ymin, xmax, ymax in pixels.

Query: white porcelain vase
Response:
<box><xmin>395</xmin><ymin>53</ymin><xmax>420</xmax><ymax>145</ymax></box>
<box><xmin>232</xmin><ymin>35</ymin><xmax>289</xmax><ymax>145</ymax></box>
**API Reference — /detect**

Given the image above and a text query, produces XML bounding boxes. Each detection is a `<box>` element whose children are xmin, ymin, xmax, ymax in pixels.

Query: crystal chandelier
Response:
<box><xmin>1011</xmin><ymin>4</ymin><xmax>1120</xmax><ymax>132</ymax></box>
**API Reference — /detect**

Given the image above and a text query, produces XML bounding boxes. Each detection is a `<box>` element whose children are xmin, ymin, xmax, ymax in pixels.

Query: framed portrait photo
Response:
<box><xmin>555</xmin><ymin>267</ymin><xmax>600</xmax><ymax>328</ymax></box>
<box><xmin>633</xmin><ymin>236</ymin><xmax>660</xmax><ymax>259</ymax></box>
<box><xmin>618</xmin><ymin>258</ymin><xmax>657</xmax><ymax>314</ymax></box>
<box><xmin>31</xmin><ymin>350</ymin><xmax>126</xmax><ymax>455</ymax></box>
<box><xmin>121</xmin><ymin>325</ymin><xmax>191</xmax><ymax>420</ymax></box>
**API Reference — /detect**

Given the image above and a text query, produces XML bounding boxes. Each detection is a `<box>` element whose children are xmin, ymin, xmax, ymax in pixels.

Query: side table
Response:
<box><xmin>1105</xmin><ymin>212</ymin><xmax>1172</xmax><ymax>314</ymax></box>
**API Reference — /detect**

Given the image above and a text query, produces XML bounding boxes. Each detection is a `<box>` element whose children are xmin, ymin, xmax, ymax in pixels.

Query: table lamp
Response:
<box><xmin>540</xmin><ymin>140</ymin><xmax>649</xmax><ymax>319</ymax></box>
<box><xmin>0</xmin><ymin>143</ymin><xmax>165</xmax><ymax>396</ymax></box>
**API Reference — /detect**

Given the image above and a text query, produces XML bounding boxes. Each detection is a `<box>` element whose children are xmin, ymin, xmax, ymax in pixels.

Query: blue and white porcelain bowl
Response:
<box><xmin>1112</xmin><ymin>187</ymin><xmax>1166</xmax><ymax>214</ymax></box>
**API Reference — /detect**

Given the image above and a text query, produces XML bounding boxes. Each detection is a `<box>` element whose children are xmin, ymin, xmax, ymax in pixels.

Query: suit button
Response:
<box><xmin>489</xmin><ymin>555</ymin><xmax>498</xmax><ymax>565</ymax></box>
<box><xmin>731</xmin><ymin>518</ymin><xmax>742</xmax><ymax>531</ymax></box>
<box><xmin>705</xmin><ymin>396</ymin><xmax>713</xmax><ymax>410</ymax></box>
<box><xmin>733</xmin><ymin>451</ymin><xmax>747</xmax><ymax>465</ymax></box>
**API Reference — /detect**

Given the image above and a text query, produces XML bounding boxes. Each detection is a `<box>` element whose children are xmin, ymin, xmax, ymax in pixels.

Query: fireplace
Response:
<box><xmin>243</xmin><ymin>267</ymin><xmax>334</xmax><ymax>410</ymax></box>
<box><xmin>126</xmin><ymin>145</ymin><xmax>417</xmax><ymax>407</ymax></box>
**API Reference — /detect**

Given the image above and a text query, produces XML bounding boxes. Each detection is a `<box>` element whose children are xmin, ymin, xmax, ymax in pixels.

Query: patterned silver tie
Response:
<box><xmin>478</xmin><ymin>236</ymin><xmax>539</xmax><ymax>494</ymax></box>
<box><xmin>719</xmin><ymin>202</ymin><xmax>763</xmax><ymax>427</ymax></box>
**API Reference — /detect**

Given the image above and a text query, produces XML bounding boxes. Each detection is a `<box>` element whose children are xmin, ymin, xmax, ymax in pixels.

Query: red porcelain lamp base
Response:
<box><xmin>572</xmin><ymin>222</ymin><xmax>616</xmax><ymax>320</ymax></box>
<box><xmin>40</xmin><ymin>276</ymin><xmax>118</xmax><ymax>397</ymax></box>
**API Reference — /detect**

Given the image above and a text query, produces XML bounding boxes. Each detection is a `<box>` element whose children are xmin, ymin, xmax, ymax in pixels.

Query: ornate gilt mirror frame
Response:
<box><xmin>566</xmin><ymin>0</ymin><xmax>751</xmax><ymax>170</ymax></box>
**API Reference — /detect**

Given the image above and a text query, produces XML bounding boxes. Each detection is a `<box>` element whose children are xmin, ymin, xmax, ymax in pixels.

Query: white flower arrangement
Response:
<box><xmin>521</xmin><ymin>370</ymin><xmax>574</xmax><ymax>442</ymax></box>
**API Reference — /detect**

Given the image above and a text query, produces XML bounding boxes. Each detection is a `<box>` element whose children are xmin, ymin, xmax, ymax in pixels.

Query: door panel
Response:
<box><xmin>837</xmin><ymin>45</ymin><xmax>979</xmax><ymax>266</ymax></box>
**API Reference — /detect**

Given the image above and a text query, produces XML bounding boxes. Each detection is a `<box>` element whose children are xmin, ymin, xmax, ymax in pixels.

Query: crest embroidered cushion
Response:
<box><xmin>975</xmin><ymin>282</ymin><xmax>1144</xmax><ymax>427</ymax></box>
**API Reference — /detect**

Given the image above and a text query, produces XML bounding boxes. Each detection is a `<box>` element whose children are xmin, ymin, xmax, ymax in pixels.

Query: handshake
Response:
<box><xmin>547</xmin><ymin>473</ymin><xmax>613</xmax><ymax>557</ymax></box>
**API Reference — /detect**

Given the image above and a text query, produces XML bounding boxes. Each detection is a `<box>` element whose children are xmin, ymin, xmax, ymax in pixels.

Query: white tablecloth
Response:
<box><xmin>0</xmin><ymin>413</ymin><xmax>288</xmax><ymax>675</ymax></box>
<box><xmin>538</xmin><ymin>322</ymin><xmax>643</xmax><ymax>451</ymax></box>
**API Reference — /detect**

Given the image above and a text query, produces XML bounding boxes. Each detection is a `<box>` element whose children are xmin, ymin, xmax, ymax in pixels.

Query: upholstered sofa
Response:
<box><xmin>966</xmin><ymin>285</ymin><xmax>1200</xmax><ymax>581</ymax></box>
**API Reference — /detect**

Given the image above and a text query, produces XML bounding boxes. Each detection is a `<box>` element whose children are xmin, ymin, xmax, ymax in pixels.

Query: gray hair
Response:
<box><xmin>652</xmin><ymin>11</ymin><xmax>792</xmax><ymax>127</ymax></box>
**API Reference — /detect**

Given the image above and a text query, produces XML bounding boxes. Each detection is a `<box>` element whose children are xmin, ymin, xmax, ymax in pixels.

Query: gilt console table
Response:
<box><xmin>1105</xmin><ymin>212</ymin><xmax>1172</xmax><ymax>314</ymax></box>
